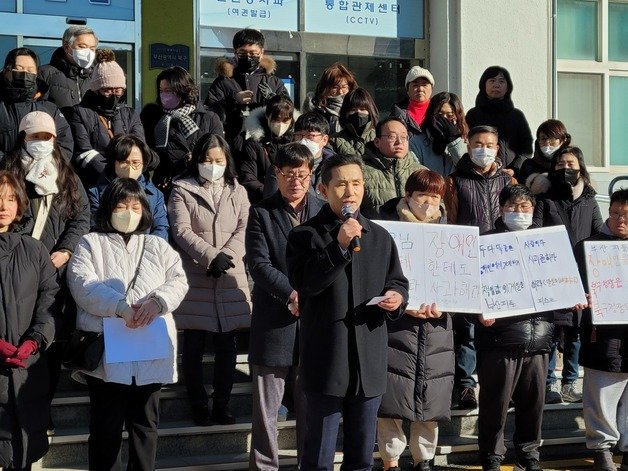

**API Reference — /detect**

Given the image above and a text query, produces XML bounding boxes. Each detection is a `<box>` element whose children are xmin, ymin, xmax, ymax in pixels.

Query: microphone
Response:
<box><xmin>341</xmin><ymin>203</ymin><xmax>361</xmax><ymax>252</ymax></box>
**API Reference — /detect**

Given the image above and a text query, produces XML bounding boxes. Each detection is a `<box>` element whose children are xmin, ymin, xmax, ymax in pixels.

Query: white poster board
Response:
<box><xmin>103</xmin><ymin>317</ymin><xmax>171</xmax><ymax>364</ymax></box>
<box><xmin>584</xmin><ymin>241</ymin><xmax>628</xmax><ymax>325</ymax></box>
<box><xmin>375</xmin><ymin>221</ymin><xmax>481</xmax><ymax>313</ymax></box>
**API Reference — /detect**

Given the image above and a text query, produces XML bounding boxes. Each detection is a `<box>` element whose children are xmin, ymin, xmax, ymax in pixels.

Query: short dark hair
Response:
<box><xmin>610</xmin><ymin>189</ymin><xmax>628</xmax><ymax>207</ymax></box>
<box><xmin>3</xmin><ymin>47</ymin><xmax>39</xmax><ymax>71</ymax></box>
<box><xmin>339</xmin><ymin>87</ymin><xmax>379</xmax><ymax>129</ymax></box>
<box><xmin>275</xmin><ymin>143</ymin><xmax>315</xmax><ymax>170</ymax></box>
<box><xmin>405</xmin><ymin>169</ymin><xmax>446</xmax><ymax>197</ymax></box>
<box><xmin>478</xmin><ymin>65</ymin><xmax>513</xmax><ymax>99</ymax></box>
<box><xmin>265</xmin><ymin>95</ymin><xmax>294</xmax><ymax>122</ymax></box>
<box><xmin>320</xmin><ymin>153</ymin><xmax>364</xmax><ymax>186</ymax></box>
<box><xmin>104</xmin><ymin>134</ymin><xmax>153</xmax><ymax>174</ymax></box>
<box><xmin>375</xmin><ymin>117</ymin><xmax>407</xmax><ymax>137</ymax></box>
<box><xmin>0</xmin><ymin>170</ymin><xmax>29</xmax><ymax>222</ymax></box>
<box><xmin>498</xmin><ymin>184</ymin><xmax>536</xmax><ymax>207</ymax></box>
<box><xmin>535</xmin><ymin>119</ymin><xmax>571</xmax><ymax>155</ymax></box>
<box><xmin>294</xmin><ymin>112</ymin><xmax>330</xmax><ymax>136</ymax></box>
<box><xmin>94</xmin><ymin>178</ymin><xmax>153</xmax><ymax>234</ymax></box>
<box><xmin>233</xmin><ymin>29</ymin><xmax>265</xmax><ymax>49</ymax></box>
<box><xmin>468</xmin><ymin>125</ymin><xmax>499</xmax><ymax>141</ymax></box>
<box><xmin>550</xmin><ymin>146</ymin><xmax>591</xmax><ymax>187</ymax></box>
<box><xmin>186</xmin><ymin>133</ymin><xmax>237</xmax><ymax>185</ymax></box>
<box><xmin>156</xmin><ymin>66</ymin><xmax>199</xmax><ymax>106</ymax></box>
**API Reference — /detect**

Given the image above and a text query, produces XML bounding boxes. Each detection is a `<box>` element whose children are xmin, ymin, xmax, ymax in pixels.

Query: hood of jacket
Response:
<box><xmin>215</xmin><ymin>56</ymin><xmax>278</xmax><ymax>78</ymax></box>
<box><xmin>243</xmin><ymin>105</ymin><xmax>301</xmax><ymax>142</ymax></box>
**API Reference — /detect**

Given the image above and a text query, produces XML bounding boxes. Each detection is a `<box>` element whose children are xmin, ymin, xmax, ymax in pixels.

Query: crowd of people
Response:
<box><xmin>0</xmin><ymin>23</ymin><xmax>625</xmax><ymax>471</ymax></box>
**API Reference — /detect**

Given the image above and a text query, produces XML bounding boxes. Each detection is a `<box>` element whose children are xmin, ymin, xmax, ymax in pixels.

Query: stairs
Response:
<box><xmin>35</xmin><ymin>335</ymin><xmax>589</xmax><ymax>470</ymax></box>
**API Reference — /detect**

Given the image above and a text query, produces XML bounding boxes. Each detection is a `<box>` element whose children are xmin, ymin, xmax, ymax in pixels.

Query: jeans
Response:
<box><xmin>454</xmin><ymin>314</ymin><xmax>477</xmax><ymax>388</ymax></box>
<box><xmin>547</xmin><ymin>324</ymin><xmax>580</xmax><ymax>385</ymax></box>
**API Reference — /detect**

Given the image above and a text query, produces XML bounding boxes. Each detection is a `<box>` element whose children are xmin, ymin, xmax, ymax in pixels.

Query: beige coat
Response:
<box><xmin>168</xmin><ymin>176</ymin><xmax>251</xmax><ymax>332</ymax></box>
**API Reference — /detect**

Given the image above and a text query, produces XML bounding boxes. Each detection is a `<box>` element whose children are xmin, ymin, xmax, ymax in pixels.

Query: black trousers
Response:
<box><xmin>477</xmin><ymin>348</ymin><xmax>548</xmax><ymax>461</ymax></box>
<box><xmin>86</xmin><ymin>376</ymin><xmax>161</xmax><ymax>471</ymax></box>
<box><xmin>182</xmin><ymin>329</ymin><xmax>237</xmax><ymax>408</ymax></box>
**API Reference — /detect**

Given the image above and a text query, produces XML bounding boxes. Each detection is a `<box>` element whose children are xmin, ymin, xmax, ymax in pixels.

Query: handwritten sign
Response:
<box><xmin>584</xmin><ymin>241</ymin><xmax>628</xmax><ymax>325</ymax></box>
<box><xmin>200</xmin><ymin>0</ymin><xmax>298</xmax><ymax>32</ymax></box>
<box><xmin>374</xmin><ymin>221</ymin><xmax>481</xmax><ymax>313</ymax></box>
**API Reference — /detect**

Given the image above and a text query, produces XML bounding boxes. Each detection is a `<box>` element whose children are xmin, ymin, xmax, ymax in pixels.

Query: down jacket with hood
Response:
<box><xmin>38</xmin><ymin>47</ymin><xmax>94</xmax><ymax>110</ymax></box>
<box><xmin>67</xmin><ymin>232</ymin><xmax>188</xmax><ymax>385</ymax></box>
<box><xmin>168</xmin><ymin>176</ymin><xmax>251</xmax><ymax>333</ymax></box>
<box><xmin>328</xmin><ymin>122</ymin><xmax>376</xmax><ymax>157</ymax></box>
<box><xmin>205</xmin><ymin>57</ymin><xmax>289</xmax><ymax>143</ymax></box>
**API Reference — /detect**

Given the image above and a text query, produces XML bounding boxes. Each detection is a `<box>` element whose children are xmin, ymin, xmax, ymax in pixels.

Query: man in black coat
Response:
<box><xmin>287</xmin><ymin>153</ymin><xmax>409</xmax><ymax>471</ymax></box>
<box><xmin>246</xmin><ymin>142</ymin><xmax>324</xmax><ymax>470</ymax></box>
<box><xmin>575</xmin><ymin>188</ymin><xmax>628</xmax><ymax>471</ymax></box>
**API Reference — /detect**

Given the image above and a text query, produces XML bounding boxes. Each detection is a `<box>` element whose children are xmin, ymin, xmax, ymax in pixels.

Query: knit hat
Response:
<box><xmin>90</xmin><ymin>49</ymin><xmax>126</xmax><ymax>91</ymax></box>
<box><xmin>405</xmin><ymin>66</ymin><xmax>435</xmax><ymax>88</ymax></box>
<box><xmin>19</xmin><ymin>111</ymin><xmax>57</xmax><ymax>137</ymax></box>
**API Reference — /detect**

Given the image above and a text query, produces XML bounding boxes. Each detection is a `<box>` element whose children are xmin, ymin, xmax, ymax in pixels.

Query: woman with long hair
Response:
<box><xmin>328</xmin><ymin>87</ymin><xmax>379</xmax><ymax>156</ymax></box>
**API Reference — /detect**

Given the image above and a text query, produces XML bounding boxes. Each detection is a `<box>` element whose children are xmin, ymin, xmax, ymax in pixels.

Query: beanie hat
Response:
<box><xmin>405</xmin><ymin>66</ymin><xmax>435</xmax><ymax>88</ymax></box>
<box><xmin>90</xmin><ymin>49</ymin><xmax>126</xmax><ymax>91</ymax></box>
<box><xmin>19</xmin><ymin>111</ymin><xmax>57</xmax><ymax>137</ymax></box>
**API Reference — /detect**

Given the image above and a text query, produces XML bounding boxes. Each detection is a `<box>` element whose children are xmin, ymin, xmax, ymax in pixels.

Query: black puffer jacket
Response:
<box><xmin>37</xmin><ymin>47</ymin><xmax>93</xmax><ymax>110</ymax></box>
<box><xmin>68</xmin><ymin>90</ymin><xmax>145</xmax><ymax>187</ymax></box>
<box><xmin>576</xmin><ymin>229</ymin><xmax>628</xmax><ymax>373</ymax></box>
<box><xmin>390</xmin><ymin>98</ymin><xmax>422</xmax><ymax>136</ymax></box>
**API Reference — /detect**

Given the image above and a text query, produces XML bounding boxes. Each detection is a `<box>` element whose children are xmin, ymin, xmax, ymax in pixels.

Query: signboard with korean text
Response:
<box><xmin>304</xmin><ymin>1</ymin><xmax>424</xmax><ymax>39</ymax></box>
<box><xmin>584</xmin><ymin>241</ymin><xmax>628</xmax><ymax>325</ymax></box>
<box><xmin>200</xmin><ymin>0</ymin><xmax>298</xmax><ymax>32</ymax></box>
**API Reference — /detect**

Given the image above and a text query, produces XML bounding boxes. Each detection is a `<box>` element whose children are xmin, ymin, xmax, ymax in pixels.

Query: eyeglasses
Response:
<box><xmin>101</xmin><ymin>87</ymin><xmax>125</xmax><ymax>96</ymax></box>
<box><xmin>294</xmin><ymin>132</ymin><xmax>324</xmax><ymax>140</ymax></box>
<box><xmin>438</xmin><ymin>112</ymin><xmax>456</xmax><ymax>120</ymax></box>
<box><xmin>118</xmin><ymin>160</ymin><xmax>143</xmax><ymax>170</ymax></box>
<box><xmin>380</xmin><ymin>134</ymin><xmax>409</xmax><ymax>144</ymax></box>
<box><xmin>330</xmin><ymin>83</ymin><xmax>350</xmax><ymax>94</ymax></box>
<box><xmin>236</xmin><ymin>51</ymin><xmax>261</xmax><ymax>59</ymax></box>
<box><xmin>503</xmin><ymin>203</ymin><xmax>533</xmax><ymax>212</ymax></box>
<box><xmin>538</xmin><ymin>137</ymin><xmax>561</xmax><ymax>145</ymax></box>
<box><xmin>277</xmin><ymin>168</ymin><xmax>311</xmax><ymax>183</ymax></box>
<box><xmin>609</xmin><ymin>212</ymin><xmax>628</xmax><ymax>222</ymax></box>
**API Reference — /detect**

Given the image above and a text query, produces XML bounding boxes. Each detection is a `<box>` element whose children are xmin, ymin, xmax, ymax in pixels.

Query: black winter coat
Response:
<box><xmin>37</xmin><ymin>47</ymin><xmax>93</xmax><ymax>110</ymax></box>
<box><xmin>390</xmin><ymin>98</ymin><xmax>422</xmax><ymax>136</ymax></box>
<box><xmin>246</xmin><ymin>191</ymin><xmax>325</xmax><ymax>367</ymax></box>
<box><xmin>68</xmin><ymin>90</ymin><xmax>145</xmax><ymax>187</ymax></box>
<box><xmin>287</xmin><ymin>205</ymin><xmax>409</xmax><ymax>397</ymax></box>
<box><xmin>141</xmin><ymin>103</ymin><xmax>224</xmax><ymax>188</ymax></box>
<box><xmin>576</xmin><ymin>230</ymin><xmax>628</xmax><ymax>373</ymax></box>
<box><xmin>0</xmin><ymin>232</ymin><xmax>61</xmax><ymax>468</ymax></box>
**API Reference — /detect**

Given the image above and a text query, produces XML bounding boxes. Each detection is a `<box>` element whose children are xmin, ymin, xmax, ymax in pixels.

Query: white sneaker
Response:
<box><xmin>561</xmin><ymin>382</ymin><xmax>582</xmax><ymax>403</ymax></box>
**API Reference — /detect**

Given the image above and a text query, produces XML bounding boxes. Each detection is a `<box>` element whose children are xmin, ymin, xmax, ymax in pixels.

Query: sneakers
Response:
<box><xmin>561</xmin><ymin>382</ymin><xmax>583</xmax><ymax>403</ymax></box>
<box><xmin>545</xmin><ymin>382</ymin><xmax>562</xmax><ymax>404</ymax></box>
<box><xmin>459</xmin><ymin>387</ymin><xmax>478</xmax><ymax>409</ymax></box>
<box><xmin>593</xmin><ymin>450</ymin><xmax>616</xmax><ymax>471</ymax></box>
<box><xmin>514</xmin><ymin>458</ymin><xmax>542</xmax><ymax>471</ymax></box>
<box><xmin>482</xmin><ymin>454</ymin><xmax>502</xmax><ymax>471</ymax></box>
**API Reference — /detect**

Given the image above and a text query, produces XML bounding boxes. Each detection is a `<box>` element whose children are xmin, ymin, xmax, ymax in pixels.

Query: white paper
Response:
<box><xmin>103</xmin><ymin>317</ymin><xmax>171</xmax><ymax>364</ymax></box>
<box><xmin>585</xmin><ymin>241</ymin><xmax>628</xmax><ymax>325</ymax></box>
<box><xmin>367</xmin><ymin>296</ymin><xmax>390</xmax><ymax>306</ymax></box>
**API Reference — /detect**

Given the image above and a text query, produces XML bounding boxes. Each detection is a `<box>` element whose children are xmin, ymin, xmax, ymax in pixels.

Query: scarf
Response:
<box><xmin>407</xmin><ymin>99</ymin><xmax>430</xmax><ymax>127</ymax></box>
<box><xmin>21</xmin><ymin>151</ymin><xmax>59</xmax><ymax>196</ymax></box>
<box><xmin>154</xmin><ymin>104</ymin><xmax>199</xmax><ymax>148</ymax></box>
<box><xmin>396</xmin><ymin>197</ymin><xmax>442</xmax><ymax>223</ymax></box>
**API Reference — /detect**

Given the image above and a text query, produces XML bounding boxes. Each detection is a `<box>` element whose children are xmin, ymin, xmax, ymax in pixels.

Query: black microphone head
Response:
<box><xmin>341</xmin><ymin>203</ymin><xmax>356</xmax><ymax>219</ymax></box>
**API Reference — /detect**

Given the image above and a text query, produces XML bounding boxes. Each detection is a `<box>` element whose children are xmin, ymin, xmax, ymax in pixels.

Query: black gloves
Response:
<box><xmin>207</xmin><ymin>252</ymin><xmax>235</xmax><ymax>278</ymax></box>
<box><xmin>257</xmin><ymin>81</ymin><xmax>276</xmax><ymax>101</ymax></box>
<box><xmin>431</xmin><ymin>115</ymin><xmax>461</xmax><ymax>143</ymax></box>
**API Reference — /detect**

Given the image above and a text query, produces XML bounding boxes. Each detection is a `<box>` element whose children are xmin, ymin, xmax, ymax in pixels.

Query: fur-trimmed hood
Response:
<box><xmin>215</xmin><ymin>56</ymin><xmax>278</xmax><ymax>78</ymax></box>
<box><xmin>243</xmin><ymin>105</ymin><xmax>301</xmax><ymax>141</ymax></box>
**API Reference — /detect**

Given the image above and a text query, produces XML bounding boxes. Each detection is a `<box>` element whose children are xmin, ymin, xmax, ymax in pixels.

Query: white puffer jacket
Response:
<box><xmin>67</xmin><ymin>232</ymin><xmax>188</xmax><ymax>385</ymax></box>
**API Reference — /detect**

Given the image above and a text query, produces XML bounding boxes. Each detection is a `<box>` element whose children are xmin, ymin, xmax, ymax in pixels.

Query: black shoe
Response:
<box><xmin>211</xmin><ymin>405</ymin><xmax>236</xmax><ymax>425</ymax></box>
<box><xmin>482</xmin><ymin>455</ymin><xmax>502</xmax><ymax>471</ymax></box>
<box><xmin>47</xmin><ymin>418</ymin><xmax>56</xmax><ymax>437</ymax></box>
<box><xmin>593</xmin><ymin>450</ymin><xmax>616</xmax><ymax>471</ymax></box>
<box><xmin>191</xmin><ymin>404</ymin><xmax>211</xmax><ymax>426</ymax></box>
<box><xmin>514</xmin><ymin>458</ymin><xmax>542</xmax><ymax>471</ymax></box>
<box><xmin>413</xmin><ymin>460</ymin><xmax>433</xmax><ymax>471</ymax></box>
<box><xmin>459</xmin><ymin>387</ymin><xmax>478</xmax><ymax>409</ymax></box>
<box><xmin>621</xmin><ymin>451</ymin><xmax>628</xmax><ymax>471</ymax></box>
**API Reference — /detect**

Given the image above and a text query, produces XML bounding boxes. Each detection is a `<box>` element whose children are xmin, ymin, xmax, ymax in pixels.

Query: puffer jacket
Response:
<box><xmin>67</xmin><ymin>233</ymin><xmax>188</xmax><ymax>385</ymax></box>
<box><xmin>409</xmin><ymin>130</ymin><xmax>467</xmax><ymax>177</ymax></box>
<box><xmin>444</xmin><ymin>155</ymin><xmax>515</xmax><ymax>233</ymax></box>
<box><xmin>204</xmin><ymin>57</ymin><xmax>289</xmax><ymax>143</ymax></box>
<box><xmin>37</xmin><ymin>47</ymin><xmax>93</xmax><ymax>110</ymax></box>
<box><xmin>328</xmin><ymin>122</ymin><xmax>376</xmax><ymax>157</ymax></box>
<box><xmin>68</xmin><ymin>90</ymin><xmax>145</xmax><ymax>187</ymax></box>
<box><xmin>168</xmin><ymin>176</ymin><xmax>251</xmax><ymax>332</ymax></box>
<box><xmin>390</xmin><ymin>98</ymin><xmax>422</xmax><ymax>136</ymax></box>
<box><xmin>361</xmin><ymin>142</ymin><xmax>425</xmax><ymax>219</ymax></box>
<box><xmin>520</xmin><ymin>152</ymin><xmax>553</xmax><ymax>196</ymax></box>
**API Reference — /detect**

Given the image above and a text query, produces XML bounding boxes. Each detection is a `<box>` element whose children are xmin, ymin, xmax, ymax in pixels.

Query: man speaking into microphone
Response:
<box><xmin>287</xmin><ymin>153</ymin><xmax>409</xmax><ymax>470</ymax></box>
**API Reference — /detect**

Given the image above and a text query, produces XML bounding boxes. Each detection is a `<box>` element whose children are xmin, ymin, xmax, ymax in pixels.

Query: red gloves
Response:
<box><xmin>0</xmin><ymin>338</ymin><xmax>38</xmax><ymax>369</ymax></box>
<box><xmin>0</xmin><ymin>339</ymin><xmax>17</xmax><ymax>358</ymax></box>
<box><xmin>15</xmin><ymin>339</ymin><xmax>38</xmax><ymax>359</ymax></box>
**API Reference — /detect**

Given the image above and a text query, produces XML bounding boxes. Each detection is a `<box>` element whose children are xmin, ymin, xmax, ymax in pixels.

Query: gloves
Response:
<box><xmin>0</xmin><ymin>339</ymin><xmax>17</xmax><ymax>358</ymax></box>
<box><xmin>2</xmin><ymin>357</ymin><xmax>26</xmax><ymax>368</ymax></box>
<box><xmin>207</xmin><ymin>252</ymin><xmax>235</xmax><ymax>278</ymax></box>
<box><xmin>15</xmin><ymin>339</ymin><xmax>38</xmax><ymax>360</ymax></box>
<box><xmin>0</xmin><ymin>338</ymin><xmax>37</xmax><ymax>369</ymax></box>
<box><xmin>257</xmin><ymin>81</ymin><xmax>276</xmax><ymax>101</ymax></box>
<box><xmin>431</xmin><ymin>115</ymin><xmax>461</xmax><ymax>143</ymax></box>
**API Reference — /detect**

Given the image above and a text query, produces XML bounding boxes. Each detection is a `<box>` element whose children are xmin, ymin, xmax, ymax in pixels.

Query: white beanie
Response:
<box><xmin>405</xmin><ymin>66</ymin><xmax>435</xmax><ymax>88</ymax></box>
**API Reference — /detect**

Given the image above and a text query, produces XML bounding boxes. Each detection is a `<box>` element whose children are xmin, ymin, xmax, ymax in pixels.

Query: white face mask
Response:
<box><xmin>540</xmin><ymin>145</ymin><xmax>558</xmax><ymax>158</ymax></box>
<box><xmin>298</xmin><ymin>138</ymin><xmax>321</xmax><ymax>157</ymax></box>
<box><xmin>503</xmin><ymin>211</ymin><xmax>533</xmax><ymax>231</ymax></box>
<box><xmin>198</xmin><ymin>163</ymin><xmax>226</xmax><ymax>182</ymax></box>
<box><xmin>470</xmin><ymin>147</ymin><xmax>497</xmax><ymax>168</ymax></box>
<box><xmin>110</xmin><ymin>209</ymin><xmax>142</xmax><ymax>234</ymax></box>
<box><xmin>269</xmin><ymin>121</ymin><xmax>291</xmax><ymax>137</ymax></box>
<box><xmin>115</xmin><ymin>164</ymin><xmax>142</xmax><ymax>180</ymax></box>
<box><xmin>25</xmin><ymin>140</ymin><xmax>54</xmax><ymax>160</ymax></box>
<box><xmin>72</xmin><ymin>48</ymin><xmax>96</xmax><ymax>69</ymax></box>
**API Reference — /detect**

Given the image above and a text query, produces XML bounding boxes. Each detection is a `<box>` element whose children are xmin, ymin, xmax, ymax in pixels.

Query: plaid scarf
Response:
<box><xmin>154</xmin><ymin>104</ymin><xmax>199</xmax><ymax>148</ymax></box>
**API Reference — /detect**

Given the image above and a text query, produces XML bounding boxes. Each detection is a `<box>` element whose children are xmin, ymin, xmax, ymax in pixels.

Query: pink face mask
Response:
<box><xmin>160</xmin><ymin>91</ymin><xmax>181</xmax><ymax>110</ymax></box>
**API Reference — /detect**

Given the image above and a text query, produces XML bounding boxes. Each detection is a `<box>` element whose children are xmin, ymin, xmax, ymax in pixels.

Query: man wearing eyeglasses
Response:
<box><xmin>360</xmin><ymin>117</ymin><xmax>425</xmax><ymax>218</ymax></box>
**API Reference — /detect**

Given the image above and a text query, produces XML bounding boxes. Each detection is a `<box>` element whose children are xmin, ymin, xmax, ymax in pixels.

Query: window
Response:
<box><xmin>610</xmin><ymin>76</ymin><xmax>628</xmax><ymax>165</ymax></box>
<box><xmin>557</xmin><ymin>0</ymin><xmax>598</xmax><ymax>60</ymax></box>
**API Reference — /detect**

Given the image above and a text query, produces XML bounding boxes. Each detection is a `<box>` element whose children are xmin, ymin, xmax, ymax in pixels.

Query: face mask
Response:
<box><xmin>555</xmin><ymin>168</ymin><xmax>580</xmax><ymax>186</ymax></box>
<box><xmin>236</xmin><ymin>55</ymin><xmax>260</xmax><ymax>73</ymax></box>
<box><xmin>408</xmin><ymin>199</ymin><xmax>440</xmax><ymax>221</ymax></box>
<box><xmin>470</xmin><ymin>147</ymin><xmax>497</xmax><ymax>168</ymax></box>
<box><xmin>347</xmin><ymin>111</ymin><xmax>370</xmax><ymax>131</ymax></box>
<box><xmin>298</xmin><ymin>138</ymin><xmax>321</xmax><ymax>157</ymax></box>
<box><xmin>98</xmin><ymin>93</ymin><xmax>122</xmax><ymax>111</ymax></box>
<box><xmin>115</xmin><ymin>164</ymin><xmax>142</xmax><ymax>180</ymax></box>
<box><xmin>198</xmin><ymin>163</ymin><xmax>226</xmax><ymax>182</ymax></box>
<box><xmin>269</xmin><ymin>121</ymin><xmax>291</xmax><ymax>137</ymax></box>
<box><xmin>9</xmin><ymin>70</ymin><xmax>37</xmax><ymax>90</ymax></box>
<box><xmin>72</xmin><ymin>48</ymin><xmax>96</xmax><ymax>69</ymax></box>
<box><xmin>541</xmin><ymin>145</ymin><xmax>558</xmax><ymax>158</ymax></box>
<box><xmin>24</xmin><ymin>140</ymin><xmax>54</xmax><ymax>160</ymax></box>
<box><xmin>110</xmin><ymin>209</ymin><xmax>142</xmax><ymax>234</ymax></box>
<box><xmin>160</xmin><ymin>91</ymin><xmax>181</xmax><ymax>110</ymax></box>
<box><xmin>503</xmin><ymin>211</ymin><xmax>533</xmax><ymax>231</ymax></box>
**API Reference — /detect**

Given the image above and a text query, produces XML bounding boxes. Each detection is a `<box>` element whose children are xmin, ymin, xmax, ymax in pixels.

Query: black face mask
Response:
<box><xmin>236</xmin><ymin>55</ymin><xmax>260</xmax><ymax>73</ymax></box>
<box><xmin>1</xmin><ymin>70</ymin><xmax>38</xmax><ymax>102</ymax></box>
<box><xmin>554</xmin><ymin>168</ymin><xmax>580</xmax><ymax>186</ymax></box>
<box><xmin>347</xmin><ymin>112</ymin><xmax>370</xmax><ymax>133</ymax></box>
<box><xmin>97</xmin><ymin>93</ymin><xmax>122</xmax><ymax>110</ymax></box>
<box><xmin>9</xmin><ymin>70</ymin><xmax>37</xmax><ymax>90</ymax></box>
